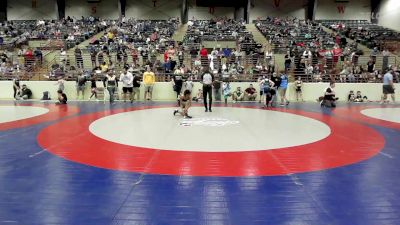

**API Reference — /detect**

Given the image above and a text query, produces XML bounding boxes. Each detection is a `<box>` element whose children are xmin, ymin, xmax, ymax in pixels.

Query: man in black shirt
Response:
<box><xmin>173</xmin><ymin>73</ymin><xmax>183</xmax><ymax>105</ymax></box>
<box><xmin>56</xmin><ymin>90</ymin><xmax>68</xmax><ymax>104</ymax></box>
<box><xmin>17</xmin><ymin>84</ymin><xmax>32</xmax><ymax>100</ymax></box>
<box><xmin>201</xmin><ymin>69</ymin><xmax>214</xmax><ymax>112</ymax></box>
<box><xmin>132</xmin><ymin>72</ymin><xmax>141</xmax><ymax>101</ymax></box>
<box><xmin>270</xmin><ymin>73</ymin><xmax>281</xmax><ymax>106</ymax></box>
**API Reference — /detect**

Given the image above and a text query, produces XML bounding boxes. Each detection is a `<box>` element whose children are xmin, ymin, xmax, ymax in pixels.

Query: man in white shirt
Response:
<box><xmin>120</xmin><ymin>66</ymin><xmax>134</xmax><ymax>103</ymax></box>
<box><xmin>201</xmin><ymin>69</ymin><xmax>214</xmax><ymax>112</ymax></box>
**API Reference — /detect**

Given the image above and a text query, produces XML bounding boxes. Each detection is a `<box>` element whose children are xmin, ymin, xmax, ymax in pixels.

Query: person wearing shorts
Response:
<box><xmin>279</xmin><ymin>72</ymin><xmax>289</xmax><ymax>106</ymax></box>
<box><xmin>173</xmin><ymin>90</ymin><xmax>192</xmax><ymax>119</ymax></box>
<box><xmin>381</xmin><ymin>68</ymin><xmax>396</xmax><ymax>104</ymax></box>
<box><xmin>260</xmin><ymin>77</ymin><xmax>275</xmax><ymax>107</ymax></box>
<box><xmin>76</xmin><ymin>74</ymin><xmax>87</xmax><ymax>100</ymax></box>
<box><xmin>295</xmin><ymin>76</ymin><xmax>303</xmax><ymax>102</ymax></box>
<box><xmin>120</xmin><ymin>67</ymin><xmax>134</xmax><ymax>103</ymax></box>
<box><xmin>143</xmin><ymin>66</ymin><xmax>155</xmax><ymax>101</ymax></box>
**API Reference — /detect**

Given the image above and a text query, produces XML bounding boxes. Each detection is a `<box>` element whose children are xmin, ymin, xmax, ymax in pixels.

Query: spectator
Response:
<box><xmin>74</xmin><ymin>47</ymin><xmax>83</xmax><ymax>69</ymax></box>
<box><xmin>193</xmin><ymin>89</ymin><xmax>203</xmax><ymax>102</ymax></box>
<box><xmin>279</xmin><ymin>72</ymin><xmax>289</xmax><ymax>106</ymax></box>
<box><xmin>355</xmin><ymin>91</ymin><xmax>368</xmax><ymax>102</ymax></box>
<box><xmin>89</xmin><ymin>74</ymin><xmax>98</xmax><ymax>100</ymax></box>
<box><xmin>132</xmin><ymin>72</ymin><xmax>141</xmax><ymax>101</ymax></box>
<box><xmin>232</xmin><ymin>87</ymin><xmax>245</xmax><ymax>102</ymax></box>
<box><xmin>339</xmin><ymin>66</ymin><xmax>350</xmax><ymax>83</ymax></box>
<box><xmin>244</xmin><ymin>84</ymin><xmax>257</xmax><ymax>101</ymax></box>
<box><xmin>103</xmin><ymin>71</ymin><xmax>118</xmax><ymax>103</ymax></box>
<box><xmin>76</xmin><ymin>73</ymin><xmax>87</xmax><ymax>99</ymax></box>
<box><xmin>213</xmin><ymin>75</ymin><xmax>222</xmax><ymax>102</ymax></box>
<box><xmin>55</xmin><ymin>76</ymin><xmax>65</xmax><ymax>92</ymax></box>
<box><xmin>295</xmin><ymin>76</ymin><xmax>303</xmax><ymax>102</ymax></box>
<box><xmin>12</xmin><ymin>76</ymin><xmax>20</xmax><ymax>100</ymax></box>
<box><xmin>143</xmin><ymin>66</ymin><xmax>156</xmax><ymax>101</ymax></box>
<box><xmin>348</xmin><ymin>90</ymin><xmax>356</xmax><ymax>102</ymax></box>
<box><xmin>16</xmin><ymin>84</ymin><xmax>32</xmax><ymax>100</ymax></box>
<box><xmin>381</xmin><ymin>67</ymin><xmax>396</xmax><ymax>104</ymax></box>
<box><xmin>223</xmin><ymin>81</ymin><xmax>232</xmax><ymax>104</ymax></box>
<box><xmin>120</xmin><ymin>66</ymin><xmax>134</xmax><ymax>103</ymax></box>
<box><xmin>183</xmin><ymin>75</ymin><xmax>194</xmax><ymax>92</ymax></box>
<box><xmin>56</xmin><ymin>90</ymin><xmax>68</xmax><ymax>105</ymax></box>
<box><xmin>284</xmin><ymin>53</ymin><xmax>291</xmax><ymax>72</ymax></box>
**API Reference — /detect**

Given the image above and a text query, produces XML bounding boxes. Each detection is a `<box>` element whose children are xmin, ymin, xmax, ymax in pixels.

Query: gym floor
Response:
<box><xmin>0</xmin><ymin>100</ymin><xmax>399</xmax><ymax>225</ymax></box>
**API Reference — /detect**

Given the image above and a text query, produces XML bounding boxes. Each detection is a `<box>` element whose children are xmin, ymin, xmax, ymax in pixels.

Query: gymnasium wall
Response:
<box><xmin>125</xmin><ymin>0</ymin><xmax>234</xmax><ymax>20</ymax></box>
<box><xmin>1</xmin><ymin>81</ymin><xmax>398</xmax><ymax>102</ymax></box>
<box><xmin>315</xmin><ymin>0</ymin><xmax>371</xmax><ymax>21</ymax></box>
<box><xmin>378</xmin><ymin>0</ymin><xmax>400</xmax><ymax>32</ymax></box>
<box><xmin>187</xmin><ymin>0</ymin><xmax>234</xmax><ymax>20</ymax></box>
<box><xmin>125</xmin><ymin>0</ymin><xmax>180</xmax><ymax>19</ymax></box>
<box><xmin>7</xmin><ymin>0</ymin><xmax>58</xmax><ymax>20</ymax></box>
<box><xmin>65</xmin><ymin>0</ymin><xmax>119</xmax><ymax>20</ymax></box>
<box><xmin>250</xmin><ymin>0</ymin><xmax>306</xmax><ymax>21</ymax></box>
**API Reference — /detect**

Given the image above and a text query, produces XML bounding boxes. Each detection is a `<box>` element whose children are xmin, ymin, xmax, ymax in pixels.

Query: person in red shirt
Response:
<box><xmin>200</xmin><ymin>46</ymin><xmax>208</xmax><ymax>58</ymax></box>
<box><xmin>332</xmin><ymin>45</ymin><xmax>342</xmax><ymax>66</ymax></box>
<box><xmin>245</xmin><ymin>84</ymin><xmax>257</xmax><ymax>101</ymax></box>
<box><xmin>24</xmin><ymin>48</ymin><xmax>34</xmax><ymax>66</ymax></box>
<box><xmin>164</xmin><ymin>51</ymin><xmax>169</xmax><ymax>63</ymax></box>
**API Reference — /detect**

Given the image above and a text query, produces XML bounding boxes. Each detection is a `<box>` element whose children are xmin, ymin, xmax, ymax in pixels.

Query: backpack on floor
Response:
<box><xmin>41</xmin><ymin>91</ymin><xmax>51</xmax><ymax>100</ymax></box>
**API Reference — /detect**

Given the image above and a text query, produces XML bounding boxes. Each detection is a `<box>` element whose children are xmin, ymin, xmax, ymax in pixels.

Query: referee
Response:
<box><xmin>201</xmin><ymin>68</ymin><xmax>214</xmax><ymax>112</ymax></box>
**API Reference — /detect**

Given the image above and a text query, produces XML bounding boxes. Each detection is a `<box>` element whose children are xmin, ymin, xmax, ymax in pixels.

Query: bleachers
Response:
<box><xmin>254</xmin><ymin>17</ymin><xmax>334</xmax><ymax>54</ymax></box>
<box><xmin>319</xmin><ymin>20</ymin><xmax>400</xmax><ymax>51</ymax></box>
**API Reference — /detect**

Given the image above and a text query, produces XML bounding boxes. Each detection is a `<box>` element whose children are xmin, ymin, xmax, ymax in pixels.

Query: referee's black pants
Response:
<box><xmin>203</xmin><ymin>84</ymin><xmax>212</xmax><ymax>110</ymax></box>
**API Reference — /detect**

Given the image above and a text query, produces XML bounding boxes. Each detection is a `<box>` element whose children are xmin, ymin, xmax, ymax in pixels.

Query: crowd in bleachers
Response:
<box><xmin>255</xmin><ymin>17</ymin><xmax>335</xmax><ymax>53</ymax></box>
<box><xmin>1</xmin><ymin>16</ymin><xmax>399</xmax><ymax>85</ymax></box>
<box><xmin>320</xmin><ymin>20</ymin><xmax>400</xmax><ymax>50</ymax></box>
<box><xmin>47</xmin><ymin>18</ymin><xmax>180</xmax><ymax>80</ymax></box>
<box><xmin>254</xmin><ymin>17</ymin><xmax>400</xmax><ymax>83</ymax></box>
<box><xmin>0</xmin><ymin>17</ymin><xmax>110</xmax><ymax>50</ymax></box>
<box><xmin>185</xmin><ymin>19</ymin><xmax>253</xmax><ymax>43</ymax></box>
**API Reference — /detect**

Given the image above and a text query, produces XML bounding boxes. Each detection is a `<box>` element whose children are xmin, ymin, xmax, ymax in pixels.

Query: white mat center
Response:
<box><xmin>0</xmin><ymin>106</ymin><xmax>49</xmax><ymax>123</ymax></box>
<box><xmin>89</xmin><ymin>107</ymin><xmax>331</xmax><ymax>152</ymax></box>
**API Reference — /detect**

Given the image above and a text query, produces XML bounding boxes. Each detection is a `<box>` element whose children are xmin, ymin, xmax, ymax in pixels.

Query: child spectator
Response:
<box><xmin>355</xmin><ymin>91</ymin><xmax>368</xmax><ymax>102</ymax></box>
<box><xmin>348</xmin><ymin>90</ymin><xmax>355</xmax><ymax>102</ymax></box>
<box><xmin>223</xmin><ymin>81</ymin><xmax>232</xmax><ymax>104</ymax></box>
<box><xmin>56</xmin><ymin>90</ymin><xmax>68</xmax><ymax>105</ymax></box>
<box><xmin>232</xmin><ymin>87</ymin><xmax>245</xmax><ymax>102</ymax></box>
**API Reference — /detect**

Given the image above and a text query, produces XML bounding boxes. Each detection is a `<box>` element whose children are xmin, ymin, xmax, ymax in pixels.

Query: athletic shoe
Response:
<box><xmin>209</xmin><ymin>109</ymin><xmax>212</xmax><ymax>112</ymax></box>
<box><xmin>173</xmin><ymin>110</ymin><xmax>178</xmax><ymax>116</ymax></box>
<box><xmin>184</xmin><ymin>115</ymin><xmax>192</xmax><ymax>119</ymax></box>
<box><xmin>205</xmin><ymin>109</ymin><xmax>208</xmax><ymax>112</ymax></box>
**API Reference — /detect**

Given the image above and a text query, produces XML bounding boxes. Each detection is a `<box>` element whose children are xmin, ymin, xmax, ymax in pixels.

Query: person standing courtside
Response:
<box><xmin>143</xmin><ymin>66</ymin><xmax>156</xmax><ymax>101</ymax></box>
<box><xmin>120</xmin><ymin>66</ymin><xmax>134</xmax><ymax>103</ymax></box>
<box><xmin>381</xmin><ymin>66</ymin><xmax>396</xmax><ymax>104</ymax></box>
<box><xmin>201</xmin><ymin>69</ymin><xmax>214</xmax><ymax>112</ymax></box>
<box><xmin>103</xmin><ymin>71</ymin><xmax>118</xmax><ymax>103</ymax></box>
